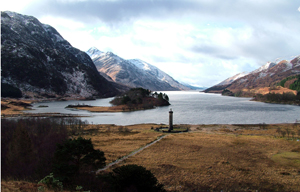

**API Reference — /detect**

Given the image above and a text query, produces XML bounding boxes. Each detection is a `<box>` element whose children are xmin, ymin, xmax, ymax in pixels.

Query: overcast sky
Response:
<box><xmin>1</xmin><ymin>0</ymin><xmax>300</xmax><ymax>87</ymax></box>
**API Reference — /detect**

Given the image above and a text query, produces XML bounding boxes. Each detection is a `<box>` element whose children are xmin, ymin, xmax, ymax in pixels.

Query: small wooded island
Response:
<box><xmin>66</xmin><ymin>88</ymin><xmax>170</xmax><ymax>112</ymax></box>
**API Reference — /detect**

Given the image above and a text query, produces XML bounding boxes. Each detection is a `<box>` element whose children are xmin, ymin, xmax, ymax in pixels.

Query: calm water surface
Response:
<box><xmin>27</xmin><ymin>91</ymin><xmax>300</xmax><ymax>125</ymax></box>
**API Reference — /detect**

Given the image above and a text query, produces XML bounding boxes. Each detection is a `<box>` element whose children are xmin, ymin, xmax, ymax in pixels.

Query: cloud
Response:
<box><xmin>23</xmin><ymin>0</ymin><xmax>201</xmax><ymax>25</ymax></box>
<box><xmin>0</xmin><ymin>0</ymin><xmax>36</xmax><ymax>12</ymax></box>
<box><xmin>21</xmin><ymin>0</ymin><xmax>299</xmax><ymax>26</ymax></box>
<box><xmin>298</xmin><ymin>7</ymin><xmax>300</xmax><ymax>12</ymax></box>
<box><xmin>4</xmin><ymin>0</ymin><xmax>300</xmax><ymax>87</ymax></box>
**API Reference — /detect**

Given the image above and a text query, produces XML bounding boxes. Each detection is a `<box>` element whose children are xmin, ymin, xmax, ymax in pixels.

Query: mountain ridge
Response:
<box><xmin>1</xmin><ymin>11</ymin><xmax>119</xmax><ymax>99</ymax></box>
<box><xmin>86</xmin><ymin>47</ymin><xmax>190</xmax><ymax>91</ymax></box>
<box><xmin>205</xmin><ymin>55</ymin><xmax>300</xmax><ymax>95</ymax></box>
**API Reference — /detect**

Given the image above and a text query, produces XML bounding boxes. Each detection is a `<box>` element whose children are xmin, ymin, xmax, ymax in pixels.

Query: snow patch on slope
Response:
<box><xmin>129</xmin><ymin>59</ymin><xmax>189</xmax><ymax>90</ymax></box>
<box><xmin>61</xmin><ymin>71</ymin><xmax>97</xmax><ymax>97</ymax></box>
<box><xmin>86</xmin><ymin>47</ymin><xmax>104</xmax><ymax>59</ymax></box>
<box><xmin>251</xmin><ymin>62</ymin><xmax>276</xmax><ymax>74</ymax></box>
<box><xmin>217</xmin><ymin>72</ymin><xmax>249</xmax><ymax>86</ymax></box>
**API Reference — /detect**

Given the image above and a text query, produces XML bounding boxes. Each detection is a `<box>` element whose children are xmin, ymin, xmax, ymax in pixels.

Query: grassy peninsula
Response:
<box><xmin>67</xmin><ymin>88</ymin><xmax>170</xmax><ymax>112</ymax></box>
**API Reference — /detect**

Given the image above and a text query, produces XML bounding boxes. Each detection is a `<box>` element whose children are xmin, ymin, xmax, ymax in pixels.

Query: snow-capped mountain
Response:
<box><xmin>86</xmin><ymin>47</ymin><xmax>104</xmax><ymax>59</ymax></box>
<box><xmin>205</xmin><ymin>56</ymin><xmax>300</xmax><ymax>93</ymax></box>
<box><xmin>128</xmin><ymin>59</ymin><xmax>190</xmax><ymax>90</ymax></box>
<box><xmin>1</xmin><ymin>11</ymin><xmax>119</xmax><ymax>98</ymax></box>
<box><xmin>229</xmin><ymin>58</ymin><xmax>300</xmax><ymax>90</ymax></box>
<box><xmin>291</xmin><ymin>56</ymin><xmax>300</xmax><ymax>67</ymax></box>
<box><xmin>250</xmin><ymin>62</ymin><xmax>276</xmax><ymax>74</ymax></box>
<box><xmin>216</xmin><ymin>72</ymin><xmax>249</xmax><ymax>86</ymax></box>
<box><xmin>86</xmin><ymin>48</ymin><xmax>190</xmax><ymax>91</ymax></box>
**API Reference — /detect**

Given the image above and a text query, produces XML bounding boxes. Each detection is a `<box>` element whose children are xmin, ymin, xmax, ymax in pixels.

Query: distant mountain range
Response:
<box><xmin>179</xmin><ymin>82</ymin><xmax>206</xmax><ymax>90</ymax></box>
<box><xmin>205</xmin><ymin>56</ymin><xmax>300</xmax><ymax>95</ymax></box>
<box><xmin>86</xmin><ymin>47</ymin><xmax>190</xmax><ymax>91</ymax></box>
<box><xmin>1</xmin><ymin>11</ymin><xmax>119</xmax><ymax>99</ymax></box>
<box><xmin>1</xmin><ymin>11</ymin><xmax>192</xmax><ymax>100</ymax></box>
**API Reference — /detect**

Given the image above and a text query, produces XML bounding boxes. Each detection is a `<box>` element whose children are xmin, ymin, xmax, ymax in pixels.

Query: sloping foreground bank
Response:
<box><xmin>2</xmin><ymin>120</ymin><xmax>300</xmax><ymax>191</ymax></box>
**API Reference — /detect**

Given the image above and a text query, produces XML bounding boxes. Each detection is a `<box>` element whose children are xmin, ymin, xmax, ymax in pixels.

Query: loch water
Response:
<box><xmin>27</xmin><ymin>91</ymin><xmax>300</xmax><ymax>125</ymax></box>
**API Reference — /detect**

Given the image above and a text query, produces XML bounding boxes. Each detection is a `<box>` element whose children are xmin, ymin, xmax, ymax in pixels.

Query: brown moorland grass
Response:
<box><xmin>97</xmin><ymin>124</ymin><xmax>300</xmax><ymax>192</ymax></box>
<box><xmin>1</xmin><ymin>99</ymin><xmax>33</xmax><ymax>115</ymax></box>
<box><xmin>3</xmin><ymin>123</ymin><xmax>300</xmax><ymax>191</ymax></box>
<box><xmin>229</xmin><ymin>87</ymin><xmax>298</xmax><ymax>96</ymax></box>
<box><xmin>1</xmin><ymin>180</ymin><xmax>53</xmax><ymax>192</ymax></box>
<box><xmin>78</xmin><ymin>124</ymin><xmax>166</xmax><ymax>164</ymax></box>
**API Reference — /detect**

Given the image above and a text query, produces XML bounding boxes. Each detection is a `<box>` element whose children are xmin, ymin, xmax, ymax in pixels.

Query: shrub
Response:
<box><xmin>109</xmin><ymin>164</ymin><xmax>166</xmax><ymax>192</ymax></box>
<box><xmin>276</xmin><ymin>127</ymin><xmax>282</xmax><ymax>137</ymax></box>
<box><xmin>281</xmin><ymin>130</ymin><xmax>287</xmax><ymax>138</ymax></box>
<box><xmin>53</xmin><ymin>137</ymin><xmax>106</xmax><ymax>182</ymax></box>
<box><xmin>222</xmin><ymin>89</ymin><xmax>234</xmax><ymax>96</ymax></box>
<box><xmin>38</xmin><ymin>173</ymin><xmax>63</xmax><ymax>191</ymax></box>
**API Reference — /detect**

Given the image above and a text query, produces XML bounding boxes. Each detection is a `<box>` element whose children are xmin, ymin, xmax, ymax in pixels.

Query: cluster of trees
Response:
<box><xmin>2</xmin><ymin>118</ymin><xmax>166</xmax><ymax>192</ymax></box>
<box><xmin>110</xmin><ymin>88</ymin><xmax>152</xmax><ymax>105</ymax></box>
<box><xmin>278</xmin><ymin>75</ymin><xmax>300</xmax><ymax>91</ymax></box>
<box><xmin>151</xmin><ymin>91</ymin><xmax>169</xmax><ymax>101</ymax></box>
<box><xmin>110</xmin><ymin>87</ymin><xmax>170</xmax><ymax>109</ymax></box>
<box><xmin>253</xmin><ymin>92</ymin><xmax>300</xmax><ymax>104</ymax></box>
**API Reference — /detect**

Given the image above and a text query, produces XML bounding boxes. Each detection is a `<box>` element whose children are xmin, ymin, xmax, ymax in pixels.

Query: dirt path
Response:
<box><xmin>96</xmin><ymin>134</ymin><xmax>169</xmax><ymax>174</ymax></box>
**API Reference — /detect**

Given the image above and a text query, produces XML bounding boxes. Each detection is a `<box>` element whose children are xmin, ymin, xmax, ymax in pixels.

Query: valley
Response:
<box><xmin>1</xmin><ymin>8</ymin><xmax>300</xmax><ymax>192</ymax></box>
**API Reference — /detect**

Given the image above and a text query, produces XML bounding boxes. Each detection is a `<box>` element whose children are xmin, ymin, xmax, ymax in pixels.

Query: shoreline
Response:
<box><xmin>66</xmin><ymin>104</ymin><xmax>158</xmax><ymax>113</ymax></box>
<box><xmin>204</xmin><ymin>88</ymin><xmax>300</xmax><ymax>106</ymax></box>
<box><xmin>2</xmin><ymin>99</ymin><xmax>299</xmax><ymax>125</ymax></box>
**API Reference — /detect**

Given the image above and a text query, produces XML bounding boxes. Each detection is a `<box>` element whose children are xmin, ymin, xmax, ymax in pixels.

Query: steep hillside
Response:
<box><xmin>86</xmin><ymin>48</ymin><xmax>190</xmax><ymax>91</ymax></box>
<box><xmin>204</xmin><ymin>72</ymin><xmax>248</xmax><ymax>93</ymax></box>
<box><xmin>129</xmin><ymin>59</ymin><xmax>190</xmax><ymax>90</ymax></box>
<box><xmin>205</xmin><ymin>56</ymin><xmax>300</xmax><ymax>95</ymax></box>
<box><xmin>228</xmin><ymin>59</ymin><xmax>300</xmax><ymax>93</ymax></box>
<box><xmin>217</xmin><ymin>72</ymin><xmax>249</xmax><ymax>86</ymax></box>
<box><xmin>1</xmin><ymin>11</ymin><xmax>119</xmax><ymax>99</ymax></box>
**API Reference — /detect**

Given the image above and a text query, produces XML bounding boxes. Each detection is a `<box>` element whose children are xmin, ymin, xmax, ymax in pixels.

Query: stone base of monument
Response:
<box><xmin>154</xmin><ymin>126</ymin><xmax>189</xmax><ymax>133</ymax></box>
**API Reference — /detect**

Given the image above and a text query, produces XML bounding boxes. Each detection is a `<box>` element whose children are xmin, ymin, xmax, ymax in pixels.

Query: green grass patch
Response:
<box><xmin>271</xmin><ymin>152</ymin><xmax>300</xmax><ymax>168</ymax></box>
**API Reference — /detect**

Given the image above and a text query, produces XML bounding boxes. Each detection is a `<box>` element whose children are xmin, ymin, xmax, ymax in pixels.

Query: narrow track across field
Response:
<box><xmin>96</xmin><ymin>134</ymin><xmax>169</xmax><ymax>174</ymax></box>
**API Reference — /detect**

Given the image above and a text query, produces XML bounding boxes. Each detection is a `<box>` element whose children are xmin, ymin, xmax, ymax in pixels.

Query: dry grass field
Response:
<box><xmin>1</xmin><ymin>98</ymin><xmax>33</xmax><ymax>116</ymax></box>
<box><xmin>2</xmin><ymin>123</ymin><xmax>299</xmax><ymax>191</ymax></box>
<box><xmin>1</xmin><ymin>181</ymin><xmax>57</xmax><ymax>192</ymax></box>
<box><xmin>240</xmin><ymin>87</ymin><xmax>298</xmax><ymax>95</ymax></box>
<box><xmin>80</xmin><ymin>123</ymin><xmax>300</xmax><ymax>191</ymax></box>
<box><xmin>78</xmin><ymin>124</ymin><xmax>165</xmax><ymax>164</ymax></box>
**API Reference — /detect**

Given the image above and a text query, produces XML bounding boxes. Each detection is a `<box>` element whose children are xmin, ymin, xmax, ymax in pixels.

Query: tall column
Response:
<box><xmin>169</xmin><ymin>109</ymin><xmax>173</xmax><ymax>131</ymax></box>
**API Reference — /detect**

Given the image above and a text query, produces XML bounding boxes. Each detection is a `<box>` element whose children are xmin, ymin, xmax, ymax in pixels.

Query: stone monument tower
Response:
<box><xmin>169</xmin><ymin>108</ymin><xmax>173</xmax><ymax>131</ymax></box>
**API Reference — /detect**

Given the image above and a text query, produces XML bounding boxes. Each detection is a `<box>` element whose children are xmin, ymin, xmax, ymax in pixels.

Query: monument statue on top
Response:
<box><xmin>168</xmin><ymin>108</ymin><xmax>173</xmax><ymax>132</ymax></box>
